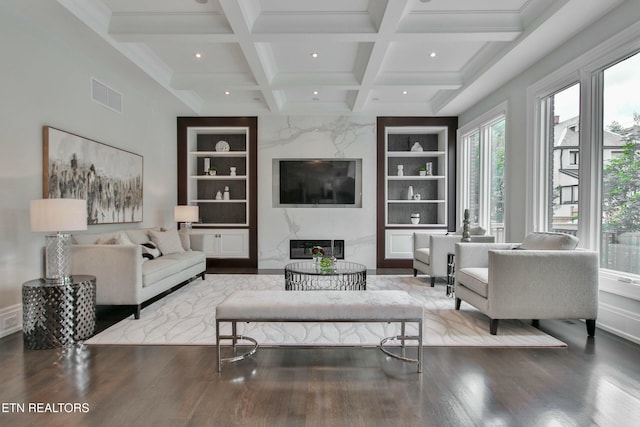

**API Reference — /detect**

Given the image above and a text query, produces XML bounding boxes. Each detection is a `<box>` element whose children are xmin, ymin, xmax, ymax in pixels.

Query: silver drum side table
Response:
<box><xmin>22</xmin><ymin>275</ymin><xmax>96</xmax><ymax>349</ymax></box>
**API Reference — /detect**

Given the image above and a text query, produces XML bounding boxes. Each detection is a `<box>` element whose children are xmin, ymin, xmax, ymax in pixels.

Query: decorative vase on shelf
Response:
<box><xmin>223</xmin><ymin>186</ymin><xmax>230</xmax><ymax>200</ymax></box>
<box><xmin>411</xmin><ymin>213</ymin><xmax>420</xmax><ymax>224</ymax></box>
<box><xmin>410</xmin><ymin>142</ymin><xmax>423</xmax><ymax>152</ymax></box>
<box><xmin>425</xmin><ymin>162</ymin><xmax>433</xmax><ymax>176</ymax></box>
<box><xmin>407</xmin><ymin>185</ymin><xmax>414</xmax><ymax>200</ymax></box>
<box><xmin>215</xmin><ymin>190</ymin><xmax>222</xmax><ymax>200</ymax></box>
<box><xmin>203</xmin><ymin>157</ymin><xmax>210</xmax><ymax>173</ymax></box>
<box><xmin>230</xmin><ymin>166</ymin><xmax>236</xmax><ymax>176</ymax></box>
<box><xmin>397</xmin><ymin>165</ymin><xmax>404</xmax><ymax>176</ymax></box>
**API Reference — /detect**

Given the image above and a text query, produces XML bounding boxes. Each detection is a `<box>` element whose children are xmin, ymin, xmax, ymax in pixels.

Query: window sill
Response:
<box><xmin>600</xmin><ymin>269</ymin><xmax>640</xmax><ymax>301</ymax></box>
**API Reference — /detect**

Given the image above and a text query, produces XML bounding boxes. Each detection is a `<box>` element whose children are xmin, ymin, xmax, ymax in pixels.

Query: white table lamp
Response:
<box><xmin>30</xmin><ymin>198</ymin><xmax>87</xmax><ymax>284</ymax></box>
<box><xmin>174</xmin><ymin>205</ymin><xmax>199</xmax><ymax>231</ymax></box>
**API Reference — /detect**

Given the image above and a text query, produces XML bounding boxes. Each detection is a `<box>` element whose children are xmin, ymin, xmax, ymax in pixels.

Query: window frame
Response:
<box><xmin>527</xmin><ymin>20</ymin><xmax>640</xmax><ymax>299</ymax></box>
<box><xmin>457</xmin><ymin>101</ymin><xmax>508</xmax><ymax>240</ymax></box>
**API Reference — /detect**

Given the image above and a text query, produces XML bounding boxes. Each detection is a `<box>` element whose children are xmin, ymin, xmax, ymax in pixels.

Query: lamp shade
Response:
<box><xmin>30</xmin><ymin>198</ymin><xmax>87</xmax><ymax>233</ymax></box>
<box><xmin>174</xmin><ymin>205</ymin><xmax>199</xmax><ymax>223</ymax></box>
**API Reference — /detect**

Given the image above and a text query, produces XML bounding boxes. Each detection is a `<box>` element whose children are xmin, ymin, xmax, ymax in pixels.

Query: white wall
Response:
<box><xmin>257</xmin><ymin>115</ymin><xmax>377</xmax><ymax>268</ymax></box>
<box><xmin>0</xmin><ymin>0</ymin><xmax>191</xmax><ymax>330</ymax></box>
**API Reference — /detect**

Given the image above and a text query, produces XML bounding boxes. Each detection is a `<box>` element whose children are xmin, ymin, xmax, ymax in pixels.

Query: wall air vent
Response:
<box><xmin>91</xmin><ymin>77</ymin><xmax>122</xmax><ymax>113</ymax></box>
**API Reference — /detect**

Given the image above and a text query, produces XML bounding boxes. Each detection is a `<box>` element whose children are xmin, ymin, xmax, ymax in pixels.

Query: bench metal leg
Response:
<box><xmin>418</xmin><ymin>319</ymin><xmax>423</xmax><ymax>373</ymax></box>
<box><xmin>379</xmin><ymin>319</ymin><xmax>423</xmax><ymax>373</ymax></box>
<box><xmin>216</xmin><ymin>319</ymin><xmax>259</xmax><ymax>372</ymax></box>
<box><xmin>216</xmin><ymin>320</ymin><xmax>221</xmax><ymax>373</ymax></box>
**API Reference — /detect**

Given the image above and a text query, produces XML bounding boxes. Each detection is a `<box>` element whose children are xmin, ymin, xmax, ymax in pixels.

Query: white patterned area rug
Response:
<box><xmin>85</xmin><ymin>275</ymin><xmax>566</xmax><ymax>348</ymax></box>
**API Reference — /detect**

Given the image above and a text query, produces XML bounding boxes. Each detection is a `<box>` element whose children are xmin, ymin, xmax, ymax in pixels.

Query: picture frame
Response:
<box><xmin>43</xmin><ymin>126</ymin><xmax>143</xmax><ymax>224</ymax></box>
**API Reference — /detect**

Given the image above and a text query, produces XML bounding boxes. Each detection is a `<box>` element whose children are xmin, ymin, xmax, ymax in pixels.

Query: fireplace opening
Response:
<box><xmin>289</xmin><ymin>240</ymin><xmax>345</xmax><ymax>260</ymax></box>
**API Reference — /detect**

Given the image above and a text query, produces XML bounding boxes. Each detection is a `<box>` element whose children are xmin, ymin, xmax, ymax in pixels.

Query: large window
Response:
<box><xmin>459</xmin><ymin>108</ymin><xmax>506</xmax><ymax>242</ymax></box>
<box><xmin>529</xmin><ymin>31</ymin><xmax>640</xmax><ymax>286</ymax></box>
<box><xmin>601</xmin><ymin>52</ymin><xmax>640</xmax><ymax>275</ymax></box>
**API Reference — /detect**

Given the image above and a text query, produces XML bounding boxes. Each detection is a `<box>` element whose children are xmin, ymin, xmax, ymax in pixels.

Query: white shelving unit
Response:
<box><xmin>178</xmin><ymin>117</ymin><xmax>257</xmax><ymax>266</ymax></box>
<box><xmin>376</xmin><ymin>117</ymin><xmax>456</xmax><ymax>267</ymax></box>
<box><xmin>384</xmin><ymin>126</ymin><xmax>449</xmax><ymax>229</ymax></box>
<box><xmin>186</xmin><ymin>127</ymin><xmax>250</xmax><ymax>227</ymax></box>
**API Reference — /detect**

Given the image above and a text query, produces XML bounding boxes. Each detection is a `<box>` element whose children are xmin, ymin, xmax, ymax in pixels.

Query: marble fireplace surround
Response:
<box><xmin>258</xmin><ymin>116</ymin><xmax>377</xmax><ymax>269</ymax></box>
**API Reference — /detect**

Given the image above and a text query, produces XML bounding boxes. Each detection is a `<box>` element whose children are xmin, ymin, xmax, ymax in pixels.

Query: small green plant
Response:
<box><xmin>419</xmin><ymin>167</ymin><xmax>427</xmax><ymax>171</ymax></box>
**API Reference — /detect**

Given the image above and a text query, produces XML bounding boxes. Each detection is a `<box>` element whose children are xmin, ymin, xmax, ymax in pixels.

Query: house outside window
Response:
<box><xmin>546</xmin><ymin>83</ymin><xmax>581</xmax><ymax>233</ymax></box>
<box><xmin>569</xmin><ymin>150</ymin><xmax>579</xmax><ymax>165</ymax></box>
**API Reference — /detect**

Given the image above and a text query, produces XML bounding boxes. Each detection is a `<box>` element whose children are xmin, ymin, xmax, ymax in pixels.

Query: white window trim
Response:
<box><xmin>457</xmin><ymin>101</ymin><xmax>508</xmax><ymax>237</ymax></box>
<box><xmin>526</xmin><ymin>20</ymin><xmax>640</xmax><ymax>298</ymax></box>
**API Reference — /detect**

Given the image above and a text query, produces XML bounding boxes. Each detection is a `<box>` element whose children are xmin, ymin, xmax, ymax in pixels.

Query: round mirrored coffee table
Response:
<box><xmin>284</xmin><ymin>261</ymin><xmax>367</xmax><ymax>290</ymax></box>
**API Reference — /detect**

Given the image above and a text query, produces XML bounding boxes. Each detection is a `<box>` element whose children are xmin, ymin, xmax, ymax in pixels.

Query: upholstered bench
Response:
<box><xmin>215</xmin><ymin>290</ymin><xmax>424</xmax><ymax>373</ymax></box>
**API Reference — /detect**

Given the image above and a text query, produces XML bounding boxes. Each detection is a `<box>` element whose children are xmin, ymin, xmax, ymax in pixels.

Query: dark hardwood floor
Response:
<box><xmin>2</xmin><ymin>283</ymin><xmax>640</xmax><ymax>426</ymax></box>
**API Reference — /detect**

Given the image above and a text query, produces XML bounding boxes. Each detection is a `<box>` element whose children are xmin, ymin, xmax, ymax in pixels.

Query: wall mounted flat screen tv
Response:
<box><xmin>273</xmin><ymin>159</ymin><xmax>362</xmax><ymax>208</ymax></box>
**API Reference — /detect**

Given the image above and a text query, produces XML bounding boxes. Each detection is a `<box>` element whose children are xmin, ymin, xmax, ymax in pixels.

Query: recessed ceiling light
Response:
<box><xmin>224</xmin><ymin>91</ymin><xmax>230</xmax><ymax>95</ymax></box>
<box><xmin>311</xmin><ymin>52</ymin><xmax>319</xmax><ymax>59</ymax></box>
<box><xmin>313</xmin><ymin>90</ymin><xmax>319</xmax><ymax>95</ymax></box>
<box><xmin>430</xmin><ymin>52</ymin><xmax>437</xmax><ymax>58</ymax></box>
<box><xmin>195</xmin><ymin>0</ymin><xmax>208</xmax><ymax>4</ymax></box>
<box><xmin>402</xmin><ymin>90</ymin><xmax>408</xmax><ymax>95</ymax></box>
<box><xmin>194</xmin><ymin>52</ymin><xmax>202</xmax><ymax>59</ymax></box>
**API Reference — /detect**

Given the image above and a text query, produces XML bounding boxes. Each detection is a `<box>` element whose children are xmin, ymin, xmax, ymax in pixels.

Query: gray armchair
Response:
<box><xmin>413</xmin><ymin>231</ymin><xmax>495</xmax><ymax>286</ymax></box>
<box><xmin>454</xmin><ymin>232</ymin><xmax>599</xmax><ymax>335</ymax></box>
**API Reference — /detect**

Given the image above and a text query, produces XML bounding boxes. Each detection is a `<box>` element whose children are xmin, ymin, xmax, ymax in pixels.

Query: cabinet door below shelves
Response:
<box><xmin>385</xmin><ymin>230</ymin><xmax>415</xmax><ymax>259</ymax></box>
<box><xmin>192</xmin><ymin>229</ymin><xmax>249</xmax><ymax>258</ymax></box>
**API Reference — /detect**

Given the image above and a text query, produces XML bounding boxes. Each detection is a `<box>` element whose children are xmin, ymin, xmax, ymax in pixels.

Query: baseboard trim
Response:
<box><xmin>0</xmin><ymin>304</ymin><xmax>22</xmax><ymax>339</ymax></box>
<box><xmin>597</xmin><ymin>302</ymin><xmax>640</xmax><ymax>345</ymax></box>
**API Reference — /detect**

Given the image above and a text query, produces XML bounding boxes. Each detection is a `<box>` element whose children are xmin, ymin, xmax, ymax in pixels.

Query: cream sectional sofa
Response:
<box><xmin>70</xmin><ymin>228</ymin><xmax>206</xmax><ymax>319</ymax></box>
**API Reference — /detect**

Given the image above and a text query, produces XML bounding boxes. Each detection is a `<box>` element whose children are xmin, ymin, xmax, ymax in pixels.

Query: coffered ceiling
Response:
<box><xmin>57</xmin><ymin>0</ymin><xmax>622</xmax><ymax>116</ymax></box>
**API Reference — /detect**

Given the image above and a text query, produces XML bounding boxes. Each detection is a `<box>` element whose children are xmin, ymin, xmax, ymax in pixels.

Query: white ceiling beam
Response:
<box><xmin>375</xmin><ymin>72</ymin><xmax>463</xmax><ymax>89</ymax></box>
<box><xmin>252</xmin><ymin>12</ymin><xmax>376</xmax><ymax>35</ymax></box>
<box><xmin>171</xmin><ymin>73</ymin><xmax>258</xmax><ymax>90</ymax></box>
<box><xmin>106</xmin><ymin>11</ymin><xmax>521</xmax><ymax>44</ymax></box>
<box><xmin>399</xmin><ymin>11</ymin><xmax>521</xmax><ymax>34</ymax></box>
<box><xmin>218</xmin><ymin>0</ymin><xmax>282</xmax><ymax>112</ymax></box>
<box><xmin>108</xmin><ymin>12</ymin><xmax>231</xmax><ymax>35</ymax></box>
<box><xmin>271</xmin><ymin>73</ymin><xmax>360</xmax><ymax>88</ymax></box>
<box><xmin>351</xmin><ymin>0</ymin><xmax>411</xmax><ymax>112</ymax></box>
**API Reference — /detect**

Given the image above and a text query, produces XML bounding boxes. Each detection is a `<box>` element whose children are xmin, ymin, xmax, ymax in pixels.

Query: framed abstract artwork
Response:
<box><xmin>43</xmin><ymin>126</ymin><xmax>143</xmax><ymax>224</ymax></box>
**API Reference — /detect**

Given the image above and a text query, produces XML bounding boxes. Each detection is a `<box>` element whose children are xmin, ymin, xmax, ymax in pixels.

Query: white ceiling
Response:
<box><xmin>57</xmin><ymin>0</ymin><xmax>623</xmax><ymax>116</ymax></box>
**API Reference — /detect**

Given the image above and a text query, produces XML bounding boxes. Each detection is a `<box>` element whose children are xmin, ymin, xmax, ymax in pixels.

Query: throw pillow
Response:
<box><xmin>126</xmin><ymin>229</ymin><xmax>153</xmax><ymax>245</ymax></box>
<box><xmin>519</xmin><ymin>232</ymin><xmax>579</xmax><ymax>250</ymax></box>
<box><xmin>95</xmin><ymin>235</ymin><xmax>116</xmax><ymax>245</ymax></box>
<box><xmin>115</xmin><ymin>231</ymin><xmax>135</xmax><ymax>245</ymax></box>
<box><xmin>141</xmin><ymin>242</ymin><xmax>161</xmax><ymax>261</ymax></box>
<box><xmin>454</xmin><ymin>225</ymin><xmax>486</xmax><ymax>235</ymax></box>
<box><xmin>161</xmin><ymin>227</ymin><xmax>191</xmax><ymax>251</ymax></box>
<box><xmin>149</xmin><ymin>229</ymin><xmax>185</xmax><ymax>255</ymax></box>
